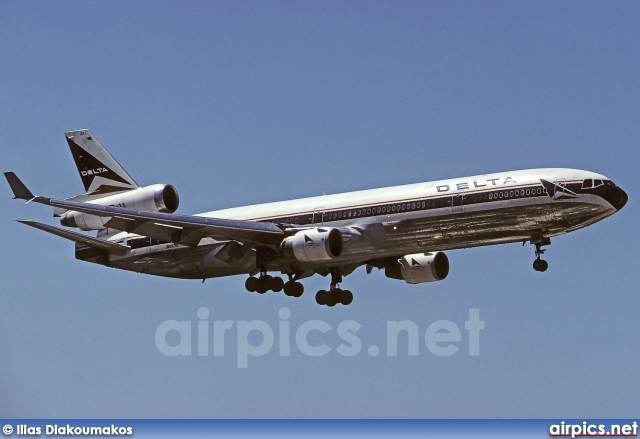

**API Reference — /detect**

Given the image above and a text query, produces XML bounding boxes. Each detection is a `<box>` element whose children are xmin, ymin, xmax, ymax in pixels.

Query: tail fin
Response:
<box><xmin>65</xmin><ymin>129</ymin><xmax>138</xmax><ymax>195</ymax></box>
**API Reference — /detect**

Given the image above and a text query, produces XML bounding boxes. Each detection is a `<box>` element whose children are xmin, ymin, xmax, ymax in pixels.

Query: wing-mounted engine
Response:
<box><xmin>385</xmin><ymin>251</ymin><xmax>449</xmax><ymax>284</ymax></box>
<box><xmin>281</xmin><ymin>227</ymin><xmax>343</xmax><ymax>263</ymax></box>
<box><xmin>60</xmin><ymin>184</ymin><xmax>179</xmax><ymax>230</ymax></box>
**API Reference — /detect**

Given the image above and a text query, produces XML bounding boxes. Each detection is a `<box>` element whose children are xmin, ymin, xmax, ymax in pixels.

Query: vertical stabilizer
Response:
<box><xmin>64</xmin><ymin>129</ymin><xmax>138</xmax><ymax>195</ymax></box>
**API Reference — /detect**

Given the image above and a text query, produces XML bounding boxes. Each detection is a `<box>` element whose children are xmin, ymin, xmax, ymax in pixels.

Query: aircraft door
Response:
<box><xmin>312</xmin><ymin>208</ymin><xmax>326</xmax><ymax>225</ymax></box>
<box><xmin>452</xmin><ymin>192</ymin><xmax>466</xmax><ymax>214</ymax></box>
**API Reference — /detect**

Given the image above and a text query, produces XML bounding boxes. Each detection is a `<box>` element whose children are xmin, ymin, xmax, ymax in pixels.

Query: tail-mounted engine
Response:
<box><xmin>60</xmin><ymin>184</ymin><xmax>179</xmax><ymax>230</ymax></box>
<box><xmin>385</xmin><ymin>251</ymin><xmax>449</xmax><ymax>284</ymax></box>
<box><xmin>281</xmin><ymin>227</ymin><xmax>343</xmax><ymax>263</ymax></box>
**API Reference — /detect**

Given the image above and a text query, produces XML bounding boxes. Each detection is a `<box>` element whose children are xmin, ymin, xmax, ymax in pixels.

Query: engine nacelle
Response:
<box><xmin>281</xmin><ymin>227</ymin><xmax>343</xmax><ymax>263</ymax></box>
<box><xmin>61</xmin><ymin>184</ymin><xmax>179</xmax><ymax>231</ymax></box>
<box><xmin>385</xmin><ymin>251</ymin><xmax>449</xmax><ymax>284</ymax></box>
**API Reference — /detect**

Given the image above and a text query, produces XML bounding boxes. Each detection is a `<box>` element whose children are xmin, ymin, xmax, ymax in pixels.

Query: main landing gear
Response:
<box><xmin>245</xmin><ymin>274</ymin><xmax>305</xmax><ymax>296</ymax></box>
<box><xmin>529</xmin><ymin>237</ymin><xmax>551</xmax><ymax>272</ymax></box>
<box><xmin>245</xmin><ymin>247</ymin><xmax>304</xmax><ymax>296</ymax></box>
<box><xmin>315</xmin><ymin>268</ymin><xmax>353</xmax><ymax>307</ymax></box>
<box><xmin>245</xmin><ymin>275</ymin><xmax>284</xmax><ymax>294</ymax></box>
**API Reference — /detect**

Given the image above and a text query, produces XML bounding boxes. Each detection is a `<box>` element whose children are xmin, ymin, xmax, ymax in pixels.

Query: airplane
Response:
<box><xmin>4</xmin><ymin>129</ymin><xmax>628</xmax><ymax>306</ymax></box>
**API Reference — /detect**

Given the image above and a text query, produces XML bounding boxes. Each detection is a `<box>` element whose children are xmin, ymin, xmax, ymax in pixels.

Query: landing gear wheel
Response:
<box><xmin>340</xmin><ymin>289</ymin><xmax>353</xmax><ymax>305</ymax></box>
<box><xmin>255</xmin><ymin>280</ymin><xmax>269</xmax><ymax>294</ymax></box>
<box><xmin>326</xmin><ymin>288</ymin><xmax>340</xmax><ymax>307</ymax></box>
<box><xmin>533</xmin><ymin>259</ymin><xmax>548</xmax><ymax>272</ymax></box>
<box><xmin>284</xmin><ymin>281</ymin><xmax>304</xmax><ymax>297</ymax></box>
<box><xmin>315</xmin><ymin>289</ymin><xmax>328</xmax><ymax>305</ymax></box>
<box><xmin>245</xmin><ymin>277</ymin><xmax>258</xmax><ymax>292</ymax></box>
<box><xmin>270</xmin><ymin>276</ymin><xmax>284</xmax><ymax>292</ymax></box>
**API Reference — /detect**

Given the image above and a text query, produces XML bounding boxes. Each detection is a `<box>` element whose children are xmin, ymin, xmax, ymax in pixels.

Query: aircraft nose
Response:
<box><xmin>607</xmin><ymin>185</ymin><xmax>628</xmax><ymax>211</ymax></box>
<box><xmin>617</xmin><ymin>187</ymin><xmax>628</xmax><ymax>210</ymax></box>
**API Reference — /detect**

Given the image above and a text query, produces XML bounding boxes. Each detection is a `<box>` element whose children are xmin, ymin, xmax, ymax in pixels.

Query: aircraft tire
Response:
<box><xmin>340</xmin><ymin>289</ymin><xmax>353</xmax><ymax>306</ymax></box>
<box><xmin>315</xmin><ymin>289</ymin><xmax>328</xmax><ymax>305</ymax></box>
<box><xmin>245</xmin><ymin>277</ymin><xmax>258</xmax><ymax>292</ymax></box>
<box><xmin>271</xmin><ymin>276</ymin><xmax>284</xmax><ymax>292</ymax></box>
<box><xmin>292</xmin><ymin>281</ymin><xmax>304</xmax><ymax>297</ymax></box>
<box><xmin>325</xmin><ymin>289</ymin><xmax>340</xmax><ymax>307</ymax></box>
<box><xmin>533</xmin><ymin>259</ymin><xmax>549</xmax><ymax>272</ymax></box>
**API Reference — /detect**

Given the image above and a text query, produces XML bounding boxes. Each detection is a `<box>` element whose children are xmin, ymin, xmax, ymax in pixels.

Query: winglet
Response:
<box><xmin>4</xmin><ymin>172</ymin><xmax>35</xmax><ymax>201</ymax></box>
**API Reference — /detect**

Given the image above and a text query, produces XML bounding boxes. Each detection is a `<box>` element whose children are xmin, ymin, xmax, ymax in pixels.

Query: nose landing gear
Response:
<box><xmin>529</xmin><ymin>236</ymin><xmax>551</xmax><ymax>272</ymax></box>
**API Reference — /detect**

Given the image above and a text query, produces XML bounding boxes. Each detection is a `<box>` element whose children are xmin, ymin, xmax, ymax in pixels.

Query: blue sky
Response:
<box><xmin>1</xmin><ymin>1</ymin><xmax>638</xmax><ymax>418</ymax></box>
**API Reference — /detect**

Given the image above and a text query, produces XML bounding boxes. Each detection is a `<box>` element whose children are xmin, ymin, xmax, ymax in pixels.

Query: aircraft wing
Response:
<box><xmin>16</xmin><ymin>220</ymin><xmax>131</xmax><ymax>255</ymax></box>
<box><xmin>5</xmin><ymin>172</ymin><xmax>285</xmax><ymax>247</ymax></box>
<box><xmin>48</xmin><ymin>198</ymin><xmax>286</xmax><ymax>246</ymax></box>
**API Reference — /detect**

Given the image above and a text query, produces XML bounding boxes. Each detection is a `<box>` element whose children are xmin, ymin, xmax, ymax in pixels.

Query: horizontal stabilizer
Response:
<box><xmin>4</xmin><ymin>172</ymin><xmax>35</xmax><ymax>201</ymax></box>
<box><xmin>16</xmin><ymin>220</ymin><xmax>130</xmax><ymax>255</ymax></box>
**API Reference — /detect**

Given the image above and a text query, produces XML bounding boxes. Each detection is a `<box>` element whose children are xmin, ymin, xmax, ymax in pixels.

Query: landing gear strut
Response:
<box><xmin>245</xmin><ymin>246</ymin><xmax>285</xmax><ymax>294</ymax></box>
<box><xmin>530</xmin><ymin>237</ymin><xmax>550</xmax><ymax>272</ymax></box>
<box><xmin>315</xmin><ymin>268</ymin><xmax>353</xmax><ymax>307</ymax></box>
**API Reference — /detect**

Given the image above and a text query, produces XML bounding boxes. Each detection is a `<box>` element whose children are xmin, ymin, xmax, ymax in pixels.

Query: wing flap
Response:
<box><xmin>16</xmin><ymin>220</ymin><xmax>130</xmax><ymax>255</ymax></box>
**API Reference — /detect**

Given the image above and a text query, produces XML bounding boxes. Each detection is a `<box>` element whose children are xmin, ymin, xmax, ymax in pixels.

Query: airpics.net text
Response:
<box><xmin>155</xmin><ymin>308</ymin><xmax>484</xmax><ymax>368</ymax></box>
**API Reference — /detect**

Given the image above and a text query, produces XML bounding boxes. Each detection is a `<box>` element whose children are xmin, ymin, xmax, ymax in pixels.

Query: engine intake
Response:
<box><xmin>61</xmin><ymin>184</ymin><xmax>179</xmax><ymax>230</ymax></box>
<box><xmin>385</xmin><ymin>251</ymin><xmax>449</xmax><ymax>284</ymax></box>
<box><xmin>281</xmin><ymin>228</ymin><xmax>343</xmax><ymax>263</ymax></box>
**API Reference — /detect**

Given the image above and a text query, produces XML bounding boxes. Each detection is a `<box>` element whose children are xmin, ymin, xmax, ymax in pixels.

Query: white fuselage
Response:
<box><xmin>98</xmin><ymin>168</ymin><xmax>626</xmax><ymax>280</ymax></box>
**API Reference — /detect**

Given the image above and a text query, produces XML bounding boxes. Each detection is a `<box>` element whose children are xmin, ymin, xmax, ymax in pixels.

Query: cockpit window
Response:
<box><xmin>582</xmin><ymin>179</ymin><xmax>593</xmax><ymax>189</ymax></box>
<box><xmin>582</xmin><ymin>179</ymin><xmax>607</xmax><ymax>189</ymax></box>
